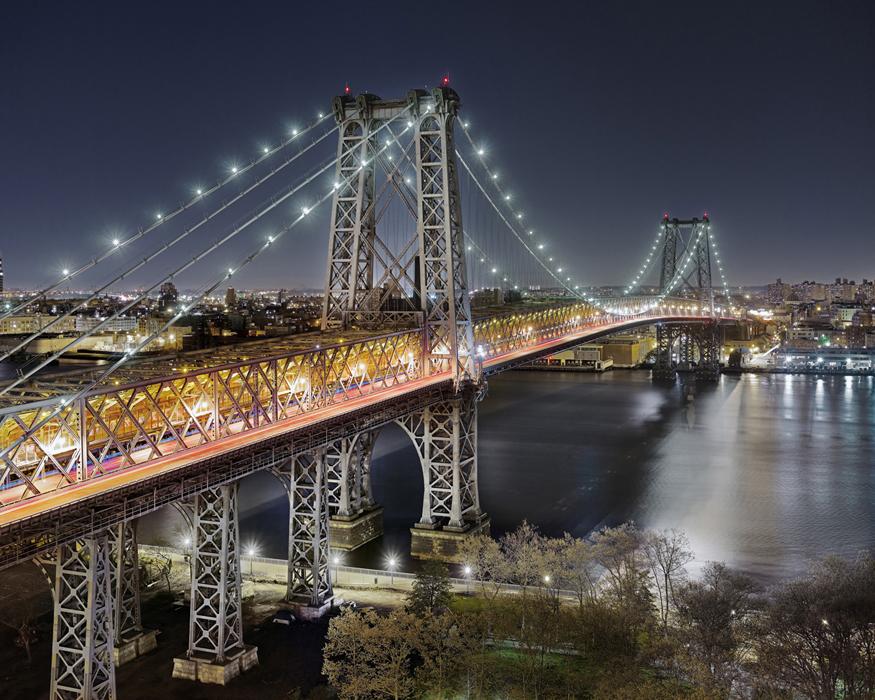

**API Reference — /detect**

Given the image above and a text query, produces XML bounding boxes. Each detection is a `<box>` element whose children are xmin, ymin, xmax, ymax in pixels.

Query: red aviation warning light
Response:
<box><xmin>344</xmin><ymin>83</ymin><xmax>351</xmax><ymax>95</ymax></box>
<box><xmin>703</xmin><ymin>211</ymin><xmax>709</xmax><ymax>220</ymax></box>
<box><xmin>663</xmin><ymin>212</ymin><xmax>670</xmax><ymax>220</ymax></box>
<box><xmin>441</xmin><ymin>74</ymin><xmax>450</xmax><ymax>87</ymax></box>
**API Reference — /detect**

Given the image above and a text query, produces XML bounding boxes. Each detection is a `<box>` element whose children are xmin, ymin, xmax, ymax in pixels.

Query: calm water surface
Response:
<box><xmin>143</xmin><ymin>370</ymin><xmax>875</xmax><ymax>581</ymax></box>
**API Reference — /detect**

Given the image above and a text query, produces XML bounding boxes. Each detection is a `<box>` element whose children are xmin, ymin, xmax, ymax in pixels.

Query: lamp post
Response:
<box><xmin>386</xmin><ymin>557</ymin><xmax>397</xmax><ymax>587</ymax></box>
<box><xmin>331</xmin><ymin>553</ymin><xmax>342</xmax><ymax>586</ymax></box>
<box><xmin>246</xmin><ymin>545</ymin><xmax>258</xmax><ymax>576</ymax></box>
<box><xmin>463</xmin><ymin>565</ymin><xmax>472</xmax><ymax>595</ymax></box>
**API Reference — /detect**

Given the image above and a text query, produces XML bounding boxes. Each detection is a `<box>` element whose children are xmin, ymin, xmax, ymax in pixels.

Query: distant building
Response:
<box><xmin>225</xmin><ymin>287</ymin><xmax>237</xmax><ymax>308</ymax></box>
<box><xmin>767</xmin><ymin>278</ymin><xmax>791</xmax><ymax>304</ymax></box>
<box><xmin>158</xmin><ymin>281</ymin><xmax>178</xmax><ymax>311</ymax></box>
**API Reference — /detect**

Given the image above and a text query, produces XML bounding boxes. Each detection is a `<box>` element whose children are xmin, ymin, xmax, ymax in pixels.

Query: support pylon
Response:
<box><xmin>286</xmin><ymin>449</ymin><xmax>333</xmax><ymax>618</ymax></box>
<box><xmin>50</xmin><ymin>535</ymin><xmax>116</xmax><ymax>700</ymax></box>
<box><xmin>107</xmin><ymin>521</ymin><xmax>158</xmax><ymax>665</ymax></box>
<box><xmin>399</xmin><ymin>387</ymin><xmax>489</xmax><ymax>561</ymax></box>
<box><xmin>172</xmin><ymin>484</ymin><xmax>257</xmax><ymax>685</ymax></box>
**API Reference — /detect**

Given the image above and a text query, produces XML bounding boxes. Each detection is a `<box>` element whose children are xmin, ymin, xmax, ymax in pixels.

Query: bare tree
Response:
<box><xmin>591</xmin><ymin>523</ymin><xmax>653</xmax><ymax>634</ymax></box>
<box><xmin>674</xmin><ymin>561</ymin><xmax>759</xmax><ymax>696</ymax></box>
<box><xmin>644</xmin><ymin>529</ymin><xmax>693</xmax><ymax>629</ymax></box>
<box><xmin>553</xmin><ymin>533</ymin><xmax>600</xmax><ymax>608</ymax></box>
<box><xmin>2</xmin><ymin>607</ymin><xmax>38</xmax><ymax>663</ymax></box>
<box><xmin>753</xmin><ymin>555</ymin><xmax>875</xmax><ymax>699</ymax></box>
<box><xmin>406</xmin><ymin>561</ymin><xmax>452</xmax><ymax>616</ymax></box>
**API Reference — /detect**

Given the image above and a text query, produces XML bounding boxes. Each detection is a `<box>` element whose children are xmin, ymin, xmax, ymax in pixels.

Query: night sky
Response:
<box><xmin>2</xmin><ymin>1</ymin><xmax>873</xmax><ymax>291</ymax></box>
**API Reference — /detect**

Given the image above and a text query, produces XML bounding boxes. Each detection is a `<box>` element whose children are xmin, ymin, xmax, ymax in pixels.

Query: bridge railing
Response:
<box><xmin>0</xmin><ymin>330</ymin><xmax>424</xmax><ymax>501</ymax></box>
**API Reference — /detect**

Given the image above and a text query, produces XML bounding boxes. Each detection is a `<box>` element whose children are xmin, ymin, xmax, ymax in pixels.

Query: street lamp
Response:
<box><xmin>331</xmin><ymin>552</ymin><xmax>342</xmax><ymax>586</ymax></box>
<box><xmin>463</xmin><ymin>565</ymin><xmax>472</xmax><ymax>595</ymax></box>
<box><xmin>246</xmin><ymin>544</ymin><xmax>259</xmax><ymax>576</ymax></box>
<box><xmin>386</xmin><ymin>556</ymin><xmax>398</xmax><ymax>587</ymax></box>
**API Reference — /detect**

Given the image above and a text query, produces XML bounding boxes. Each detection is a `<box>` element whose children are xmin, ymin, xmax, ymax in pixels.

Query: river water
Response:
<box><xmin>143</xmin><ymin>370</ymin><xmax>875</xmax><ymax>582</ymax></box>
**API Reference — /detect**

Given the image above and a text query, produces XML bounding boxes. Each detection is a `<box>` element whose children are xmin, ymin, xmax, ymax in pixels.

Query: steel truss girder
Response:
<box><xmin>107</xmin><ymin>521</ymin><xmax>142</xmax><ymax>645</ymax></box>
<box><xmin>281</xmin><ymin>450</ymin><xmax>332</xmax><ymax>606</ymax></box>
<box><xmin>0</xmin><ymin>330</ymin><xmax>423</xmax><ymax>501</ymax></box>
<box><xmin>50</xmin><ymin>535</ymin><xmax>117</xmax><ymax>700</ymax></box>
<box><xmin>397</xmin><ymin>387</ymin><xmax>480</xmax><ymax>528</ymax></box>
<box><xmin>187</xmin><ymin>484</ymin><xmax>243</xmax><ymax>662</ymax></box>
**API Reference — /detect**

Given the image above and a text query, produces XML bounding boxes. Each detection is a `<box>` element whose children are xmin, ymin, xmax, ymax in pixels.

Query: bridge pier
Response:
<box><xmin>326</xmin><ymin>432</ymin><xmax>384</xmax><ymax>551</ymax></box>
<box><xmin>401</xmin><ymin>388</ymin><xmax>490</xmax><ymax>562</ymax></box>
<box><xmin>654</xmin><ymin>322</ymin><xmax>722</xmax><ymax>383</ymax></box>
<box><xmin>108</xmin><ymin>521</ymin><xmax>157</xmax><ymax>666</ymax></box>
<box><xmin>285</xmin><ymin>449</ymin><xmax>334</xmax><ymax>619</ymax></box>
<box><xmin>172</xmin><ymin>484</ymin><xmax>257</xmax><ymax>686</ymax></box>
<box><xmin>50</xmin><ymin>535</ymin><xmax>116</xmax><ymax>700</ymax></box>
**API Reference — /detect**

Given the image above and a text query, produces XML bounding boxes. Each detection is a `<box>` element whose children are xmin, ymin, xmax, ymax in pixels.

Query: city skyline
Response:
<box><xmin>2</xmin><ymin>1</ymin><xmax>874</xmax><ymax>291</ymax></box>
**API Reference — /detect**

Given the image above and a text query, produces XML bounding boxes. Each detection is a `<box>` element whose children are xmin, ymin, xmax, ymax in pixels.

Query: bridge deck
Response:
<box><xmin>0</xmin><ymin>312</ymin><xmax>725</xmax><ymax>529</ymax></box>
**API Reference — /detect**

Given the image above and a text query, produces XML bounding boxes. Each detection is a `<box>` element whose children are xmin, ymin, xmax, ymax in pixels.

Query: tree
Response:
<box><xmin>674</xmin><ymin>562</ymin><xmax>759</xmax><ymax>696</ymax></box>
<box><xmin>553</xmin><ymin>533</ymin><xmax>600</xmax><ymax>608</ymax></box>
<box><xmin>413</xmin><ymin>611</ymin><xmax>469</xmax><ymax>698</ymax></box>
<box><xmin>500</xmin><ymin>520</ymin><xmax>546</xmax><ymax>589</ymax></box>
<box><xmin>591</xmin><ymin>523</ymin><xmax>653</xmax><ymax>638</ymax></box>
<box><xmin>458</xmin><ymin>532</ymin><xmax>509</xmax><ymax>599</ymax></box>
<box><xmin>323</xmin><ymin>608</ymin><xmax>419</xmax><ymax>700</ymax></box>
<box><xmin>2</xmin><ymin>607</ymin><xmax>38</xmax><ymax>663</ymax></box>
<box><xmin>753</xmin><ymin>555</ymin><xmax>875</xmax><ymax>699</ymax></box>
<box><xmin>406</xmin><ymin>561</ymin><xmax>452</xmax><ymax>616</ymax></box>
<box><xmin>322</xmin><ymin>608</ymin><xmax>376</xmax><ymax>700</ymax></box>
<box><xmin>644</xmin><ymin>529</ymin><xmax>693</xmax><ymax>629</ymax></box>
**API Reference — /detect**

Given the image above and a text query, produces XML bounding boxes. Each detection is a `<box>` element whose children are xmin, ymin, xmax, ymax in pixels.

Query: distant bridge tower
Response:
<box><xmin>655</xmin><ymin>214</ymin><xmax>721</xmax><ymax>382</ymax></box>
<box><xmin>321</xmin><ymin>88</ymin><xmax>476</xmax><ymax>387</ymax></box>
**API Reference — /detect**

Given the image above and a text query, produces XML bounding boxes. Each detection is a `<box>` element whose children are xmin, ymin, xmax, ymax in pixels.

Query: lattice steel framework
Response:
<box><xmin>50</xmin><ymin>536</ymin><xmax>116</xmax><ymax>700</ymax></box>
<box><xmin>654</xmin><ymin>322</ymin><xmax>722</xmax><ymax>382</ymax></box>
<box><xmin>324</xmin><ymin>431</ymin><xmax>376</xmax><ymax>517</ymax></box>
<box><xmin>0</xmin><ymin>330</ymin><xmax>421</xmax><ymax>502</ymax></box>
<box><xmin>284</xmin><ymin>450</ymin><xmax>332</xmax><ymax>605</ymax></box>
<box><xmin>186</xmin><ymin>484</ymin><xmax>243</xmax><ymax>662</ymax></box>
<box><xmin>320</xmin><ymin>88</ymin><xmax>476</xmax><ymax>386</ymax></box>
<box><xmin>398</xmin><ymin>387</ymin><xmax>480</xmax><ymax>528</ymax></box>
<box><xmin>322</xmin><ymin>97</ymin><xmax>379</xmax><ymax>328</ymax></box>
<box><xmin>658</xmin><ymin>215</ymin><xmax>715</xmax><ymax>312</ymax></box>
<box><xmin>107</xmin><ymin>521</ymin><xmax>142</xmax><ymax>646</ymax></box>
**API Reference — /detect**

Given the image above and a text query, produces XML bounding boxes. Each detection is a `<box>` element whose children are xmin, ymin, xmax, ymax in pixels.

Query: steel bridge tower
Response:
<box><xmin>655</xmin><ymin>214</ymin><xmax>722</xmax><ymax>381</ymax></box>
<box><xmin>321</xmin><ymin>87</ymin><xmax>477</xmax><ymax>387</ymax></box>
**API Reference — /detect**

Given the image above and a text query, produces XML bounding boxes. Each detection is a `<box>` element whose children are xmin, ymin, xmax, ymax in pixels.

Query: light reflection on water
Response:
<box><xmin>142</xmin><ymin>370</ymin><xmax>875</xmax><ymax>582</ymax></box>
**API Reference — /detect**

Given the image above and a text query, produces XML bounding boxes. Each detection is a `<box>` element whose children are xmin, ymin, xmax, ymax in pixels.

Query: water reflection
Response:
<box><xmin>141</xmin><ymin>370</ymin><xmax>875</xmax><ymax>582</ymax></box>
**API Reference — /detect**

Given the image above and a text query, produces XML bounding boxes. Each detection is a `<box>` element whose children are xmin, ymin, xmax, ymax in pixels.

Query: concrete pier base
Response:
<box><xmin>286</xmin><ymin>596</ymin><xmax>336</xmax><ymax>621</ymax></box>
<box><xmin>410</xmin><ymin>514</ymin><xmax>491</xmax><ymax>563</ymax></box>
<box><xmin>172</xmin><ymin>645</ymin><xmax>258</xmax><ymax>685</ymax></box>
<box><xmin>329</xmin><ymin>506</ymin><xmax>383</xmax><ymax>550</ymax></box>
<box><xmin>113</xmin><ymin>628</ymin><xmax>159</xmax><ymax>666</ymax></box>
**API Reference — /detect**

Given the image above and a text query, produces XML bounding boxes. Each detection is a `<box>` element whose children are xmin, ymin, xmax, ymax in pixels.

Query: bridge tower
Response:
<box><xmin>655</xmin><ymin>214</ymin><xmax>722</xmax><ymax>382</ymax></box>
<box><xmin>321</xmin><ymin>87</ymin><xmax>477</xmax><ymax>387</ymax></box>
<box><xmin>319</xmin><ymin>87</ymin><xmax>486</xmax><ymax>561</ymax></box>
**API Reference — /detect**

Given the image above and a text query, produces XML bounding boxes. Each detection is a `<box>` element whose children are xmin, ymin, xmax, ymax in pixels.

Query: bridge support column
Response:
<box><xmin>327</xmin><ymin>431</ymin><xmax>383</xmax><ymax>551</ymax></box>
<box><xmin>654</xmin><ymin>324</ymin><xmax>677</xmax><ymax>381</ymax></box>
<box><xmin>49</xmin><ymin>534</ymin><xmax>116</xmax><ymax>700</ymax></box>
<box><xmin>401</xmin><ymin>388</ymin><xmax>490</xmax><ymax>562</ymax></box>
<box><xmin>172</xmin><ymin>484</ymin><xmax>257</xmax><ymax>686</ymax></box>
<box><xmin>286</xmin><ymin>450</ymin><xmax>334</xmax><ymax>619</ymax></box>
<box><xmin>108</xmin><ymin>521</ymin><xmax>157</xmax><ymax>666</ymax></box>
<box><xmin>694</xmin><ymin>322</ymin><xmax>721</xmax><ymax>382</ymax></box>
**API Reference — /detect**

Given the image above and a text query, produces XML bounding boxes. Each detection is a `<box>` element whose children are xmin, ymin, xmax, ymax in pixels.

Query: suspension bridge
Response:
<box><xmin>0</xmin><ymin>85</ymin><xmax>742</xmax><ymax>696</ymax></box>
